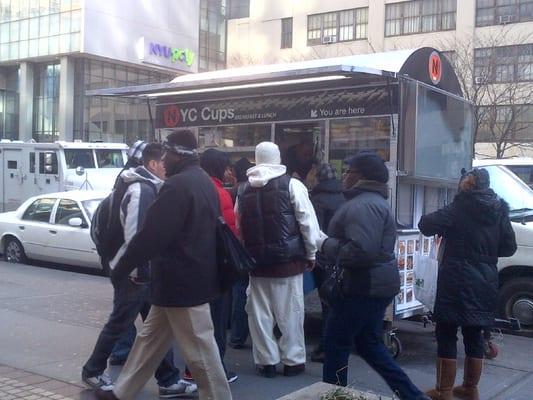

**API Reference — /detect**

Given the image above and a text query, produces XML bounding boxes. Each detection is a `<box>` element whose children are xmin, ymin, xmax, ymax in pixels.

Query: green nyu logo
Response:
<box><xmin>149</xmin><ymin>42</ymin><xmax>195</xmax><ymax>67</ymax></box>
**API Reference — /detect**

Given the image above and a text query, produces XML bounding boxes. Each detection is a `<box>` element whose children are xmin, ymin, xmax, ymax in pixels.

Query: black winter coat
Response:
<box><xmin>311</xmin><ymin>179</ymin><xmax>346</xmax><ymax>232</ymax></box>
<box><xmin>418</xmin><ymin>189</ymin><xmax>517</xmax><ymax>326</ymax></box>
<box><xmin>322</xmin><ymin>180</ymin><xmax>400</xmax><ymax>298</ymax></box>
<box><xmin>112</xmin><ymin>158</ymin><xmax>221</xmax><ymax>307</ymax></box>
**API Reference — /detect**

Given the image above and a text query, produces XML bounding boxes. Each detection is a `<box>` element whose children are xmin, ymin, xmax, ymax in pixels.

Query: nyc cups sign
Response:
<box><xmin>429</xmin><ymin>51</ymin><xmax>442</xmax><ymax>85</ymax></box>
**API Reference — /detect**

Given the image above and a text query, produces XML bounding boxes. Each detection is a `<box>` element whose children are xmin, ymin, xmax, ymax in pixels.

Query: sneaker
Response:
<box><xmin>183</xmin><ymin>370</ymin><xmax>194</xmax><ymax>381</ymax></box>
<box><xmin>82</xmin><ymin>372</ymin><xmax>114</xmax><ymax>391</ymax></box>
<box><xmin>159</xmin><ymin>379</ymin><xmax>197</xmax><ymax>398</ymax></box>
<box><xmin>226</xmin><ymin>371</ymin><xmax>238</xmax><ymax>383</ymax></box>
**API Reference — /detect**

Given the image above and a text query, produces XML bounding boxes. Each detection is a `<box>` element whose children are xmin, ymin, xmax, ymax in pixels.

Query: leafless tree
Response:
<box><xmin>440</xmin><ymin>27</ymin><xmax>532</xmax><ymax>158</ymax></box>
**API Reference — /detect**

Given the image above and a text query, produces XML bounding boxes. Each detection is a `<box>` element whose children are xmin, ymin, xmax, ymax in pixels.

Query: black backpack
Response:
<box><xmin>90</xmin><ymin>177</ymin><xmax>156</xmax><ymax>262</ymax></box>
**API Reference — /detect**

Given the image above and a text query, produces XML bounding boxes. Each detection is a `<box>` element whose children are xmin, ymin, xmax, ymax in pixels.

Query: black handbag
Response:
<box><xmin>318</xmin><ymin>261</ymin><xmax>345</xmax><ymax>307</ymax></box>
<box><xmin>216</xmin><ymin>216</ymin><xmax>256</xmax><ymax>292</ymax></box>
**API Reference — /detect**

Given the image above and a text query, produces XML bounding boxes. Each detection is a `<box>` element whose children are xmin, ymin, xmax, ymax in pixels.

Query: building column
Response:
<box><xmin>18</xmin><ymin>62</ymin><xmax>34</xmax><ymax>141</ymax></box>
<box><xmin>58</xmin><ymin>56</ymin><xmax>75</xmax><ymax>141</ymax></box>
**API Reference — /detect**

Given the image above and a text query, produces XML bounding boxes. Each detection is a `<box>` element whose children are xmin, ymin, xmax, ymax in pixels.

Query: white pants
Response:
<box><xmin>245</xmin><ymin>274</ymin><xmax>306</xmax><ymax>366</ymax></box>
<box><xmin>113</xmin><ymin>304</ymin><xmax>232</xmax><ymax>400</ymax></box>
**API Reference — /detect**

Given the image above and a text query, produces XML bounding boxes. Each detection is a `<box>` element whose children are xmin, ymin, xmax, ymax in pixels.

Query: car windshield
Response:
<box><xmin>64</xmin><ymin>149</ymin><xmax>96</xmax><ymax>169</ymax></box>
<box><xmin>483</xmin><ymin>165</ymin><xmax>533</xmax><ymax>214</ymax></box>
<box><xmin>505</xmin><ymin>165</ymin><xmax>533</xmax><ymax>189</ymax></box>
<box><xmin>82</xmin><ymin>199</ymin><xmax>103</xmax><ymax>220</ymax></box>
<box><xmin>96</xmin><ymin>150</ymin><xmax>124</xmax><ymax>168</ymax></box>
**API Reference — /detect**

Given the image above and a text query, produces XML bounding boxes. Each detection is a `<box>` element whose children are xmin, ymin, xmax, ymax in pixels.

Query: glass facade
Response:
<box><xmin>199</xmin><ymin>0</ymin><xmax>227</xmax><ymax>72</ymax></box>
<box><xmin>0</xmin><ymin>0</ymin><xmax>81</xmax><ymax>61</ymax></box>
<box><xmin>33</xmin><ymin>63</ymin><xmax>60</xmax><ymax>141</ymax></box>
<box><xmin>74</xmin><ymin>58</ymin><xmax>174</xmax><ymax>144</ymax></box>
<box><xmin>0</xmin><ymin>66</ymin><xmax>19</xmax><ymax>140</ymax></box>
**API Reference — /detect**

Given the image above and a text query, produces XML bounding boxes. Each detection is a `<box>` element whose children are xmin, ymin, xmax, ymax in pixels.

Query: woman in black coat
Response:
<box><xmin>309</xmin><ymin>163</ymin><xmax>345</xmax><ymax>362</ymax></box>
<box><xmin>419</xmin><ymin>168</ymin><xmax>517</xmax><ymax>400</ymax></box>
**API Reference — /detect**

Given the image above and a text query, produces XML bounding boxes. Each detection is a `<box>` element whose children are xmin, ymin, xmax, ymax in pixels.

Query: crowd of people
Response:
<box><xmin>85</xmin><ymin>129</ymin><xmax>516</xmax><ymax>400</ymax></box>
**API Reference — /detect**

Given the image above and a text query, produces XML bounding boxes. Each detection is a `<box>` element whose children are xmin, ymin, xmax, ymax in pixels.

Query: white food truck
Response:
<box><xmin>0</xmin><ymin>140</ymin><xmax>128</xmax><ymax>212</ymax></box>
<box><xmin>90</xmin><ymin>47</ymin><xmax>478</xmax><ymax>352</ymax></box>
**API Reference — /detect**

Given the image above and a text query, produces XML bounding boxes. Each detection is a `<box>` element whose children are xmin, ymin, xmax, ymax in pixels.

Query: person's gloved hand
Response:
<box><xmin>316</xmin><ymin>231</ymin><xmax>329</xmax><ymax>252</ymax></box>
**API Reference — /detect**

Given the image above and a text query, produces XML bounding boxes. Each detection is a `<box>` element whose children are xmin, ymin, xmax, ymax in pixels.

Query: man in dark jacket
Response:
<box><xmin>419</xmin><ymin>168</ymin><xmax>516</xmax><ymax>400</ymax></box>
<box><xmin>309</xmin><ymin>163</ymin><xmax>345</xmax><ymax>362</ymax></box>
<box><xmin>83</xmin><ymin>143</ymin><xmax>191</xmax><ymax>398</ymax></box>
<box><xmin>96</xmin><ymin>131</ymin><xmax>232</xmax><ymax>400</ymax></box>
<box><xmin>318</xmin><ymin>151</ymin><xmax>428</xmax><ymax>400</ymax></box>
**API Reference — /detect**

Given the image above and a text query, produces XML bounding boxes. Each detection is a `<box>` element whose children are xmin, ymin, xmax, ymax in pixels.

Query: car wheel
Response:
<box><xmin>4</xmin><ymin>237</ymin><xmax>28</xmax><ymax>264</ymax></box>
<box><xmin>499</xmin><ymin>278</ymin><xmax>533</xmax><ymax>327</ymax></box>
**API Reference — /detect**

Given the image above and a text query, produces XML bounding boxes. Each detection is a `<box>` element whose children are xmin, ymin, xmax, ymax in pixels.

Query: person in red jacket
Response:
<box><xmin>198</xmin><ymin>148</ymin><xmax>239</xmax><ymax>383</ymax></box>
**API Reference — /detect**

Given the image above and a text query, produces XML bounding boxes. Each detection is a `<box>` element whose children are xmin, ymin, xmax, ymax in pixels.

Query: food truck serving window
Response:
<box><xmin>329</xmin><ymin>116</ymin><xmax>391</xmax><ymax>172</ymax></box>
<box><xmin>199</xmin><ymin>125</ymin><xmax>271</xmax><ymax>148</ymax></box>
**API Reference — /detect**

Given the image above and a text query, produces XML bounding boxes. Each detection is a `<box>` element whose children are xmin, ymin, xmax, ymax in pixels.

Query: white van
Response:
<box><xmin>0</xmin><ymin>140</ymin><xmax>128</xmax><ymax>212</ymax></box>
<box><xmin>472</xmin><ymin>162</ymin><xmax>533</xmax><ymax>327</ymax></box>
<box><xmin>475</xmin><ymin>158</ymin><xmax>533</xmax><ymax>189</ymax></box>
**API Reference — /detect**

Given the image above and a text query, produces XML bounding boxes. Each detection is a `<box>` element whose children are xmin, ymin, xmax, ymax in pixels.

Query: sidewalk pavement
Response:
<box><xmin>0</xmin><ymin>364</ymin><xmax>89</xmax><ymax>400</ymax></box>
<box><xmin>1</xmin><ymin>261</ymin><xmax>532</xmax><ymax>399</ymax></box>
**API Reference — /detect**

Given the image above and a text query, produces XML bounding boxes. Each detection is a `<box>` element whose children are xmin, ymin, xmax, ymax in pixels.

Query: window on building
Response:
<box><xmin>476</xmin><ymin>0</ymin><xmax>533</xmax><ymax>26</ymax></box>
<box><xmin>307</xmin><ymin>7</ymin><xmax>368</xmax><ymax>46</ymax></box>
<box><xmin>478</xmin><ymin>105</ymin><xmax>533</xmax><ymax>142</ymax></box>
<box><xmin>281</xmin><ymin>17</ymin><xmax>293</xmax><ymax>49</ymax></box>
<box><xmin>199</xmin><ymin>0</ymin><xmax>227</xmax><ymax>72</ymax></box>
<box><xmin>385</xmin><ymin>0</ymin><xmax>457</xmax><ymax>37</ymax></box>
<box><xmin>474</xmin><ymin>44</ymin><xmax>533</xmax><ymax>83</ymax></box>
<box><xmin>33</xmin><ymin>63</ymin><xmax>60</xmax><ymax>142</ymax></box>
<box><xmin>227</xmin><ymin>0</ymin><xmax>249</xmax><ymax>19</ymax></box>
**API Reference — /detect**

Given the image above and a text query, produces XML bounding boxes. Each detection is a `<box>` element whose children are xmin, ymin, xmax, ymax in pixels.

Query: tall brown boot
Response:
<box><xmin>453</xmin><ymin>357</ymin><xmax>483</xmax><ymax>400</ymax></box>
<box><xmin>426</xmin><ymin>358</ymin><xmax>456</xmax><ymax>400</ymax></box>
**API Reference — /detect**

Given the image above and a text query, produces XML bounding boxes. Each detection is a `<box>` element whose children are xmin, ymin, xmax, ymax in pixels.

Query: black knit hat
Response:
<box><xmin>460</xmin><ymin>167</ymin><xmax>490</xmax><ymax>190</ymax></box>
<box><xmin>164</xmin><ymin>130</ymin><xmax>198</xmax><ymax>156</ymax></box>
<box><xmin>344</xmin><ymin>151</ymin><xmax>389</xmax><ymax>183</ymax></box>
<box><xmin>200</xmin><ymin>148</ymin><xmax>230</xmax><ymax>181</ymax></box>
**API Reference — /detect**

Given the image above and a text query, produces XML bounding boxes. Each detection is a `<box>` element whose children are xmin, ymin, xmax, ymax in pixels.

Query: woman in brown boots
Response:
<box><xmin>418</xmin><ymin>168</ymin><xmax>517</xmax><ymax>400</ymax></box>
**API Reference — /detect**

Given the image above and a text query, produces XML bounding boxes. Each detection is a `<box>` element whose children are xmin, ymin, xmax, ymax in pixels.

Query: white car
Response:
<box><xmin>474</xmin><ymin>158</ymin><xmax>533</xmax><ymax>189</ymax></box>
<box><xmin>0</xmin><ymin>190</ymin><xmax>108</xmax><ymax>271</ymax></box>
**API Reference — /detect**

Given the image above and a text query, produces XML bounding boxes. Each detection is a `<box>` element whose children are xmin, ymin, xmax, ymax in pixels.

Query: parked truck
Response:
<box><xmin>0</xmin><ymin>140</ymin><xmax>128</xmax><ymax>212</ymax></box>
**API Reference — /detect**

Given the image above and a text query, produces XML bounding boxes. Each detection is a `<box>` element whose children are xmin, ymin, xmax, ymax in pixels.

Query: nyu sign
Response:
<box><xmin>149</xmin><ymin>43</ymin><xmax>195</xmax><ymax>67</ymax></box>
<box><xmin>137</xmin><ymin>37</ymin><xmax>197</xmax><ymax>72</ymax></box>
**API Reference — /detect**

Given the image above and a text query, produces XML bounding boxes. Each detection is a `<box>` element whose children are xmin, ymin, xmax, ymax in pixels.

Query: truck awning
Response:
<box><xmin>86</xmin><ymin>47</ymin><xmax>462</xmax><ymax>99</ymax></box>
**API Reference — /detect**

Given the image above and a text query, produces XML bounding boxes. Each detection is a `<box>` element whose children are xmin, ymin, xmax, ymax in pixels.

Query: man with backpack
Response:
<box><xmin>83</xmin><ymin>143</ymin><xmax>196</xmax><ymax>398</ymax></box>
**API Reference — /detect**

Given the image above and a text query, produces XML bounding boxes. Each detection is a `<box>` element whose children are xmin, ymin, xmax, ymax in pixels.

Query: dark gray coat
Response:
<box><xmin>419</xmin><ymin>189</ymin><xmax>517</xmax><ymax>326</ymax></box>
<box><xmin>322</xmin><ymin>180</ymin><xmax>400</xmax><ymax>298</ymax></box>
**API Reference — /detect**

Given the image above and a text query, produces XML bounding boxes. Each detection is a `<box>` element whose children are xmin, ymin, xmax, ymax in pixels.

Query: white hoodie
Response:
<box><xmin>235</xmin><ymin>164</ymin><xmax>320</xmax><ymax>261</ymax></box>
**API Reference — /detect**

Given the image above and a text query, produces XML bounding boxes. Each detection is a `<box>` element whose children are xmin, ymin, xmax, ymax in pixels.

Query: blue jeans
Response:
<box><xmin>82</xmin><ymin>278</ymin><xmax>180</xmax><ymax>387</ymax></box>
<box><xmin>323</xmin><ymin>295</ymin><xmax>424</xmax><ymax>400</ymax></box>
<box><xmin>110</xmin><ymin>324</ymin><xmax>136</xmax><ymax>362</ymax></box>
<box><xmin>229</xmin><ymin>276</ymin><xmax>249</xmax><ymax>346</ymax></box>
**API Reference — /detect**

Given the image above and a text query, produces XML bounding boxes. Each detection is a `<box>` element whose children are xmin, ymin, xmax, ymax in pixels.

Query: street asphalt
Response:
<box><xmin>0</xmin><ymin>260</ymin><xmax>532</xmax><ymax>399</ymax></box>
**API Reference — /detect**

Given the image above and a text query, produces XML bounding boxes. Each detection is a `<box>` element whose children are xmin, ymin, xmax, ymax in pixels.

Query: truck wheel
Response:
<box><xmin>499</xmin><ymin>278</ymin><xmax>533</xmax><ymax>327</ymax></box>
<box><xmin>4</xmin><ymin>237</ymin><xmax>28</xmax><ymax>264</ymax></box>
